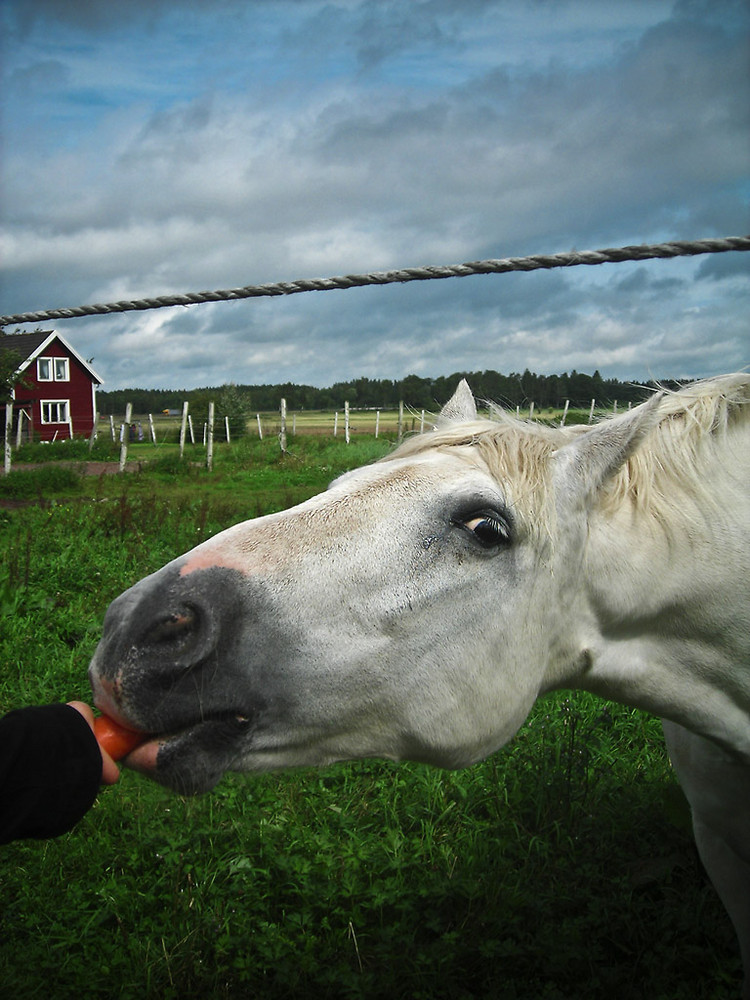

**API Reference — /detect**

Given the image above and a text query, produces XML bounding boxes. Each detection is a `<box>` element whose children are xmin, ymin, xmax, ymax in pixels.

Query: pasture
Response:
<box><xmin>0</xmin><ymin>433</ymin><xmax>741</xmax><ymax>999</ymax></box>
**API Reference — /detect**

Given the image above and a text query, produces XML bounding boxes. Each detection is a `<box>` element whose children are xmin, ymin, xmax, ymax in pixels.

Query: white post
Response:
<box><xmin>588</xmin><ymin>399</ymin><xmax>596</xmax><ymax>424</ymax></box>
<box><xmin>119</xmin><ymin>402</ymin><xmax>132</xmax><ymax>472</ymax></box>
<box><xmin>256</xmin><ymin>413</ymin><xmax>263</xmax><ymax>440</ymax></box>
<box><xmin>560</xmin><ymin>399</ymin><xmax>570</xmax><ymax>427</ymax></box>
<box><xmin>375</xmin><ymin>410</ymin><xmax>380</xmax><ymax>438</ymax></box>
<box><xmin>613</xmin><ymin>400</ymin><xmax>618</xmax><ymax>414</ymax></box>
<box><xmin>279</xmin><ymin>398</ymin><xmax>287</xmax><ymax>453</ymax></box>
<box><xmin>398</xmin><ymin>400</ymin><xmax>404</xmax><ymax>443</ymax></box>
<box><xmin>4</xmin><ymin>402</ymin><xmax>12</xmax><ymax>474</ymax></box>
<box><xmin>528</xmin><ymin>401</ymin><xmax>535</xmax><ymax>420</ymax></box>
<box><xmin>109</xmin><ymin>414</ymin><xmax>115</xmax><ymax>442</ymax></box>
<box><xmin>344</xmin><ymin>401</ymin><xmax>350</xmax><ymax>444</ymax></box>
<box><xmin>16</xmin><ymin>409</ymin><xmax>26</xmax><ymax>450</ymax></box>
<box><xmin>516</xmin><ymin>405</ymin><xmax>520</xmax><ymax>417</ymax></box>
<box><xmin>188</xmin><ymin>414</ymin><xmax>195</xmax><ymax>445</ymax></box>
<box><xmin>148</xmin><ymin>413</ymin><xmax>156</xmax><ymax>444</ymax></box>
<box><xmin>179</xmin><ymin>401</ymin><xmax>189</xmax><ymax>458</ymax></box>
<box><xmin>87</xmin><ymin>411</ymin><xmax>98</xmax><ymax>451</ymax></box>
<box><xmin>333</xmin><ymin>412</ymin><xmax>338</xmax><ymax>437</ymax></box>
<box><xmin>225</xmin><ymin>415</ymin><xmax>230</xmax><ymax>443</ymax></box>
<box><xmin>420</xmin><ymin>409</ymin><xmax>425</xmax><ymax>433</ymax></box>
<box><xmin>292</xmin><ymin>413</ymin><xmax>296</xmax><ymax>435</ymax></box>
<box><xmin>206</xmin><ymin>401</ymin><xmax>215</xmax><ymax>471</ymax></box>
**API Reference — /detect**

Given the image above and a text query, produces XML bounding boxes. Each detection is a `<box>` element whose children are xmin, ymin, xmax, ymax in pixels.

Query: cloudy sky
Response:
<box><xmin>1</xmin><ymin>0</ymin><xmax>748</xmax><ymax>391</ymax></box>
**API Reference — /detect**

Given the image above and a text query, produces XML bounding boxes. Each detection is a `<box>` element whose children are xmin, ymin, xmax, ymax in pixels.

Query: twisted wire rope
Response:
<box><xmin>1</xmin><ymin>235</ymin><xmax>748</xmax><ymax>328</ymax></box>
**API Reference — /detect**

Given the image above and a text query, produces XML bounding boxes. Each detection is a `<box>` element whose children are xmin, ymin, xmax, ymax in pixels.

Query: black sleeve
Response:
<box><xmin>0</xmin><ymin>704</ymin><xmax>103</xmax><ymax>844</ymax></box>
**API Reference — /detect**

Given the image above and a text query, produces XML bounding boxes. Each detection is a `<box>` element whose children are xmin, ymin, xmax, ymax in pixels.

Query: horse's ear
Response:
<box><xmin>553</xmin><ymin>391</ymin><xmax>664</xmax><ymax>506</ymax></box>
<box><xmin>439</xmin><ymin>379</ymin><xmax>477</xmax><ymax>423</ymax></box>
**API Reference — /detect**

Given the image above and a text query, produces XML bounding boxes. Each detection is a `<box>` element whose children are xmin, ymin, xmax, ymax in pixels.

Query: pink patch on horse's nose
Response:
<box><xmin>91</xmin><ymin>671</ymin><xmax>121</xmax><ymax>715</ymax></box>
<box><xmin>90</xmin><ymin>671</ymin><xmax>145</xmax><ymax>734</ymax></box>
<box><xmin>179</xmin><ymin>548</ymin><xmax>249</xmax><ymax>577</ymax></box>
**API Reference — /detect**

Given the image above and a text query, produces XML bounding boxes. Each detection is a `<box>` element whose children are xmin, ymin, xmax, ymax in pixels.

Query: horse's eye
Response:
<box><xmin>457</xmin><ymin>512</ymin><xmax>511</xmax><ymax>549</ymax></box>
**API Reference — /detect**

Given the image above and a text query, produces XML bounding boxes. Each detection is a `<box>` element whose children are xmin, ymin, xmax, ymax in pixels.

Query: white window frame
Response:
<box><xmin>37</xmin><ymin>356</ymin><xmax>70</xmax><ymax>382</ymax></box>
<box><xmin>41</xmin><ymin>400</ymin><xmax>70</xmax><ymax>424</ymax></box>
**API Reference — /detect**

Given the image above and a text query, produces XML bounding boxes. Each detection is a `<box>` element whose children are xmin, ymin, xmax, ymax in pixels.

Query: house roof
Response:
<box><xmin>0</xmin><ymin>329</ymin><xmax>103</xmax><ymax>384</ymax></box>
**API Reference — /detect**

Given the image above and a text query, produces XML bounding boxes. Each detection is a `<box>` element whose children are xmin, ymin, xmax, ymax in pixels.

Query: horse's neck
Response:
<box><xmin>574</xmin><ymin>438</ymin><xmax>750</xmax><ymax>761</ymax></box>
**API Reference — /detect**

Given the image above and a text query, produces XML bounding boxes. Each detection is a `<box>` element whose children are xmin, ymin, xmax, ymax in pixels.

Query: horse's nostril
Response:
<box><xmin>144</xmin><ymin>608</ymin><xmax>197</xmax><ymax>645</ymax></box>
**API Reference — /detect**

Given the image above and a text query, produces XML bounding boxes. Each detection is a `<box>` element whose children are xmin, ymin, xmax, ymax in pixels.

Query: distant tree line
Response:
<box><xmin>97</xmin><ymin>368</ymin><xmax>690</xmax><ymax>418</ymax></box>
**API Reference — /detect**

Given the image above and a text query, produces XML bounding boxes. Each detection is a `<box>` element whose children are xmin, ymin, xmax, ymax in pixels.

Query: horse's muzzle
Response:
<box><xmin>88</xmin><ymin>562</ymin><xmax>264</xmax><ymax>735</ymax></box>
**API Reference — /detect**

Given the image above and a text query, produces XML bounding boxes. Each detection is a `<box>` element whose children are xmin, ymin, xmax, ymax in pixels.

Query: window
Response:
<box><xmin>41</xmin><ymin>400</ymin><xmax>69</xmax><ymax>424</ymax></box>
<box><xmin>37</xmin><ymin>357</ymin><xmax>69</xmax><ymax>381</ymax></box>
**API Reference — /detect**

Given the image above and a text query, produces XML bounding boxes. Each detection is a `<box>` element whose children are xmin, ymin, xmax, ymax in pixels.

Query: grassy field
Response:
<box><xmin>0</xmin><ymin>434</ymin><xmax>741</xmax><ymax>999</ymax></box>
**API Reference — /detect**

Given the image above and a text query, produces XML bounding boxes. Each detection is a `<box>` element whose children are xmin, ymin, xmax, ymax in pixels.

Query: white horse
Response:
<box><xmin>89</xmin><ymin>373</ymin><xmax>750</xmax><ymax>995</ymax></box>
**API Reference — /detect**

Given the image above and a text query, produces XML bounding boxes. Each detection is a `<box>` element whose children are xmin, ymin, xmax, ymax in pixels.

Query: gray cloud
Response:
<box><xmin>1</xmin><ymin>0</ymin><xmax>747</xmax><ymax>389</ymax></box>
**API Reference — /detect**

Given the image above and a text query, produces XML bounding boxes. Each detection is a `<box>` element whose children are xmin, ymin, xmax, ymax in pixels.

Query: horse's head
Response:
<box><xmin>89</xmin><ymin>381</ymin><xmax>661</xmax><ymax>793</ymax></box>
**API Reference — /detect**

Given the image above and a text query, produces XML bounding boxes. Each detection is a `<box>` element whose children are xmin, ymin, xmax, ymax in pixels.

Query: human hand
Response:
<box><xmin>66</xmin><ymin>701</ymin><xmax>121</xmax><ymax>785</ymax></box>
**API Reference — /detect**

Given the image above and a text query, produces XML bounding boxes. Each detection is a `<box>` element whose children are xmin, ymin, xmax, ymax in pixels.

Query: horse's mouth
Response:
<box><xmin>122</xmin><ymin>712</ymin><xmax>253</xmax><ymax>794</ymax></box>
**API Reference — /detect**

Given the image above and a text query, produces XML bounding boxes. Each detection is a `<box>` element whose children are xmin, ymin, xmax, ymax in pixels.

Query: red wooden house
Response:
<box><xmin>1</xmin><ymin>329</ymin><xmax>102</xmax><ymax>443</ymax></box>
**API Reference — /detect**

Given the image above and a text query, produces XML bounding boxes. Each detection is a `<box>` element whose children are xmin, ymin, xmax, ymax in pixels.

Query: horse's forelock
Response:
<box><xmin>388</xmin><ymin>416</ymin><xmax>561</xmax><ymax>535</ymax></box>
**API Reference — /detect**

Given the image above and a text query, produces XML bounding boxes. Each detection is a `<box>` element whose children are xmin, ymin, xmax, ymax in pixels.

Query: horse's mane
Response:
<box><xmin>389</xmin><ymin>373</ymin><xmax>750</xmax><ymax>527</ymax></box>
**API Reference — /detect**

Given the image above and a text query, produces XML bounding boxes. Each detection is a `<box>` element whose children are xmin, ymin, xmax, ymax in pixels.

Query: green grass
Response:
<box><xmin>0</xmin><ymin>436</ymin><xmax>741</xmax><ymax>999</ymax></box>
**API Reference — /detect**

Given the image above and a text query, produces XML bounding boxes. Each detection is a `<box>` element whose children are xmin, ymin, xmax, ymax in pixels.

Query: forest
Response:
<box><xmin>97</xmin><ymin>368</ymin><xmax>688</xmax><ymax>416</ymax></box>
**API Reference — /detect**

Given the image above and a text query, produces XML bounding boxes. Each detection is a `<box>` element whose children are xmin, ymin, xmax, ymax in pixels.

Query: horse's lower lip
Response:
<box><xmin>122</xmin><ymin>713</ymin><xmax>251</xmax><ymax>771</ymax></box>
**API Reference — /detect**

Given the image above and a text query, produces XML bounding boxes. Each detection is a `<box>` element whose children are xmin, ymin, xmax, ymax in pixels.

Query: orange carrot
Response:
<box><xmin>93</xmin><ymin>714</ymin><xmax>144</xmax><ymax>761</ymax></box>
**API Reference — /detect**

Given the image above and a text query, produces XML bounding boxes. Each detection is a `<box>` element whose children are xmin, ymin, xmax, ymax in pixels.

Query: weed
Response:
<box><xmin>0</xmin><ymin>464</ymin><xmax>83</xmax><ymax>498</ymax></box>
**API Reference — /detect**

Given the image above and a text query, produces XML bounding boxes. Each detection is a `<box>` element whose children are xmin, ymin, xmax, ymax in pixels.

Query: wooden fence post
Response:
<box><xmin>560</xmin><ymin>400</ymin><xmax>569</xmax><ymax>427</ymax></box>
<box><xmin>109</xmin><ymin>414</ymin><xmax>115</xmax><ymax>441</ymax></box>
<box><xmin>588</xmin><ymin>399</ymin><xmax>596</xmax><ymax>424</ymax></box>
<box><xmin>375</xmin><ymin>410</ymin><xmax>380</xmax><ymax>438</ymax></box>
<box><xmin>88</xmin><ymin>411</ymin><xmax>98</xmax><ymax>451</ymax></box>
<box><xmin>398</xmin><ymin>400</ymin><xmax>404</xmax><ymax>443</ymax></box>
<box><xmin>333</xmin><ymin>412</ymin><xmax>338</xmax><ymax>437</ymax></box>
<box><xmin>148</xmin><ymin>413</ymin><xmax>157</xmax><ymax>444</ymax></box>
<box><xmin>529</xmin><ymin>402</ymin><xmax>535</xmax><ymax>419</ymax></box>
<box><xmin>119</xmin><ymin>402</ymin><xmax>132</xmax><ymax>473</ymax></box>
<box><xmin>16</xmin><ymin>408</ymin><xmax>29</xmax><ymax>450</ymax></box>
<box><xmin>225</xmin><ymin>415</ymin><xmax>230</xmax><ymax>443</ymax></box>
<box><xmin>344</xmin><ymin>401</ymin><xmax>350</xmax><ymax>444</ymax></box>
<box><xmin>279</xmin><ymin>398</ymin><xmax>287</xmax><ymax>453</ymax></box>
<box><xmin>256</xmin><ymin>414</ymin><xmax>263</xmax><ymax>440</ymax></box>
<box><xmin>206</xmin><ymin>402</ymin><xmax>215</xmax><ymax>471</ymax></box>
<box><xmin>4</xmin><ymin>402</ymin><xmax>12</xmax><ymax>475</ymax></box>
<box><xmin>179</xmin><ymin>401</ymin><xmax>189</xmax><ymax>458</ymax></box>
